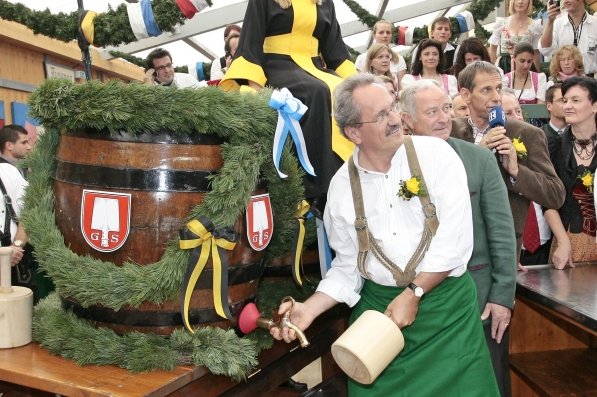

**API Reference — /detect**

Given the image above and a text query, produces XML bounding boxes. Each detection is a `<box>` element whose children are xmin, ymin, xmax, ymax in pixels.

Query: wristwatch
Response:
<box><xmin>408</xmin><ymin>282</ymin><xmax>424</xmax><ymax>298</ymax></box>
<box><xmin>13</xmin><ymin>240</ymin><xmax>23</xmax><ymax>248</ymax></box>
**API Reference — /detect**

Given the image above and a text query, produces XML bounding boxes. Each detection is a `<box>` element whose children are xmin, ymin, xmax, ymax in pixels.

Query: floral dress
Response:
<box><xmin>488</xmin><ymin>16</ymin><xmax>543</xmax><ymax>73</ymax></box>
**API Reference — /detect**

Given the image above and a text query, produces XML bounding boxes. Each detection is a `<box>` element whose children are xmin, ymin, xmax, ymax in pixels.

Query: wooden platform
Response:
<box><xmin>0</xmin><ymin>308</ymin><xmax>347</xmax><ymax>397</ymax></box>
<box><xmin>510</xmin><ymin>265</ymin><xmax>597</xmax><ymax>397</ymax></box>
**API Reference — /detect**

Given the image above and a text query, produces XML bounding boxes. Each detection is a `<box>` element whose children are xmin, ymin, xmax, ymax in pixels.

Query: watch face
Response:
<box><xmin>414</xmin><ymin>287</ymin><xmax>424</xmax><ymax>297</ymax></box>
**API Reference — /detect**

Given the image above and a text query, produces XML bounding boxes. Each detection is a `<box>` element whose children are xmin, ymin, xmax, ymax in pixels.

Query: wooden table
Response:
<box><xmin>509</xmin><ymin>264</ymin><xmax>597</xmax><ymax>397</ymax></box>
<box><xmin>0</xmin><ymin>308</ymin><xmax>347</xmax><ymax>397</ymax></box>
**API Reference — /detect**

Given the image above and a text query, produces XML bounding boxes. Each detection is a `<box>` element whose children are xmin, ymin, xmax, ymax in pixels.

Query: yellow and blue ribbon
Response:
<box><xmin>291</xmin><ymin>200</ymin><xmax>313</xmax><ymax>286</ymax></box>
<box><xmin>269</xmin><ymin>88</ymin><xmax>316</xmax><ymax>179</ymax></box>
<box><xmin>179</xmin><ymin>216</ymin><xmax>237</xmax><ymax>333</ymax></box>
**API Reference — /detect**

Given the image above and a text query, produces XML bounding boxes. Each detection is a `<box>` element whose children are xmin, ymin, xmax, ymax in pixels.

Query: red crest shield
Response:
<box><xmin>246</xmin><ymin>193</ymin><xmax>274</xmax><ymax>251</ymax></box>
<box><xmin>81</xmin><ymin>189</ymin><xmax>131</xmax><ymax>252</ymax></box>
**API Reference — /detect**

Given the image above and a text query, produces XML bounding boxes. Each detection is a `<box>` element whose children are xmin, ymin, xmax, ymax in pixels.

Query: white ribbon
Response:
<box><xmin>268</xmin><ymin>88</ymin><xmax>315</xmax><ymax>179</ymax></box>
<box><xmin>189</xmin><ymin>0</ymin><xmax>210</xmax><ymax>12</ymax></box>
<box><xmin>127</xmin><ymin>2</ymin><xmax>149</xmax><ymax>40</ymax></box>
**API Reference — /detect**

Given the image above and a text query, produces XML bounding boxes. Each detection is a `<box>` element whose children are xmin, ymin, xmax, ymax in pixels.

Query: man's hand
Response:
<box><xmin>498</xmin><ymin>137</ymin><xmax>519</xmax><ymax>178</ymax></box>
<box><xmin>384</xmin><ymin>289</ymin><xmax>420</xmax><ymax>328</ymax></box>
<box><xmin>479</xmin><ymin>127</ymin><xmax>518</xmax><ymax>177</ymax></box>
<box><xmin>479</xmin><ymin>127</ymin><xmax>509</xmax><ymax>150</ymax></box>
<box><xmin>481</xmin><ymin>302</ymin><xmax>511</xmax><ymax>344</ymax></box>
<box><xmin>143</xmin><ymin>68</ymin><xmax>156</xmax><ymax>85</ymax></box>
<box><xmin>10</xmin><ymin>245</ymin><xmax>24</xmax><ymax>266</ymax></box>
<box><xmin>270</xmin><ymin>300</ymin><xmax>316</xmax><ymax>343</ymax></box>
<box><xmin>552</xmin><ymin>237</ymin><xmax>574</xmax><ymax>270</ymax></box>
<box><xmin>270</xmin><ymin>292</ymin><xmax>336</xmax><ymax>343</ymax></box>
<box><xmin>545</xmin><ymin>2</ymin><xmax>561</xmax><ymax>23</ymax></box>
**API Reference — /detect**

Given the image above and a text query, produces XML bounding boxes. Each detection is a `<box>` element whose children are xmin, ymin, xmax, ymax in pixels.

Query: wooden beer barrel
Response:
<box><xmin>54</xmin><ymin>129</ymin><xmax>264</xmax><ymax>335</ymax></box>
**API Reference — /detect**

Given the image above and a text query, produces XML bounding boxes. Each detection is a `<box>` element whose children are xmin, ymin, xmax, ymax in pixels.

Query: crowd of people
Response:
<box><xmin>6</xmin><ymin>0</ymin><xmax>594</xmax><ymax>395</ymax></box>
<box><xmin>225</xmin><ymin>1</ymin><xmax>594</xmax><ymax>396</ymax></box>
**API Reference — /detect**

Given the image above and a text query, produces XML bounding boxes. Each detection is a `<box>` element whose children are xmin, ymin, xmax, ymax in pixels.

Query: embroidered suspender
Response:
<box><xmin>348</xmin><ymin>136</ymin><xmax>439</xmax><ymax>287</ymax></box>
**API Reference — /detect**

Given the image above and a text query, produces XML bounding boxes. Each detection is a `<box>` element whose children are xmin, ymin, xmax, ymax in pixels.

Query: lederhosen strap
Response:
<box><xmin>348</xmin><ymin>136</ymin><xmax>439</xmax><ymax>287</ymax></box>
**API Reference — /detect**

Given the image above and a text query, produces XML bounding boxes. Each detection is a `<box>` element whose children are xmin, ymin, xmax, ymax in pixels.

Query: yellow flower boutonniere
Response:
<box><xmin>512</xmin><ymin>137</ymin><xmax>527</xmax><ymax>159</ymax></box>
<box><xmin>579</xmin><ymin>169</ymin><xmax>594</xmax><ymax>193</ymax></box>
<box><xmin>397</xmin><ymin>176</ymin><xmax>426</xmax><ymax>201</ymax></box>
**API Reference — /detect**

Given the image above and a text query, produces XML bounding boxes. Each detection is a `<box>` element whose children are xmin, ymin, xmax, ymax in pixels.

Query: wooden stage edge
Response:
<box><xmin>0</xmin><ymin>308</ymin><xmax>348</xmax><ymax>397</ymax></box>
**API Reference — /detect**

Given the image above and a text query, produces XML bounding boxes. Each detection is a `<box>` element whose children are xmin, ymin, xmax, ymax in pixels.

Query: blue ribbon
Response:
<box><xmin>455</xmin><ymin>14</ymin><xmax>467</xmax><ymax>35</ymax></box>
<box><xmin>268</xmin><ymin>88</ymin><xmax>316</xmax><ymax>178</ymax></box>
<box><xmin>141</xmin><ymin>0</ymin><xmax>162</xmax><ymax>37</ymax></box>
<box><xmin>195</xmin><ymin>62</ymin><xmax>205</xmax><ymax>81</ymax></box>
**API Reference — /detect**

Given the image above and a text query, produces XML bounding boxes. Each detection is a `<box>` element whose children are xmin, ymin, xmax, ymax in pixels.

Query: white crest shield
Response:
<box><xmin>81</xmin><ymin>190</ymin><xmax>131</xmax><ymax>252</ymax></box>
<box><xmin>246</xmin><ymin>193</ymin><xmax>273</xmax><ymax>251</ymax></box>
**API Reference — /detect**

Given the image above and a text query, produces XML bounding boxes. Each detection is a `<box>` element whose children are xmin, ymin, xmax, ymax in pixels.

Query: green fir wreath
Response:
<box><xmin>23</xmin><ymin>79</ymin><xmax>311</xmax><ymax>376</ymax></box>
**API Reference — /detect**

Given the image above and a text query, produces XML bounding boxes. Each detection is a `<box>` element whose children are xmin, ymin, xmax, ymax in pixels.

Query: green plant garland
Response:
<box><xmin>22</xmin><ymin>79</ymin><xmax>318</xmax><ymax>376</ymax></box>
<box><xmin>0</xmin><ymin>0</ymin><xmax>545</xmax><ymax>51</ymax></box>
<box><xmin>25</xmin><ymin>79</ymin><xmax>304</xmax><ymax>309</ymax></box>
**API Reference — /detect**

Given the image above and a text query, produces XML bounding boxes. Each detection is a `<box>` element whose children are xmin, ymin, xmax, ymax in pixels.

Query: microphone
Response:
<box><xmin>488</xmin><ymin>106</ymin><xmax>506</xmax><ymax>129</ymax></box>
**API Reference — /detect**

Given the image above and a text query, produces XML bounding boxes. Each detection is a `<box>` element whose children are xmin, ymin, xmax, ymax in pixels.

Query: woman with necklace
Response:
<box><xmin>400</xmin><ymin>39</ymin><xmax>457</xmax><ymax>97</ymax></box>
<box><xmin>503</xmin><ymin>42</ymin><xmax>547</xmax><ymax>105</ymax></box>
<box><xmin>488</xmin><ymin>0</ymin><xmax>542</xmax><ymax>73</ymax></box>
<box><xmin>545</xmin><ymin>76</ymin><xmax>597</xmax><ymax>268</ymax></box>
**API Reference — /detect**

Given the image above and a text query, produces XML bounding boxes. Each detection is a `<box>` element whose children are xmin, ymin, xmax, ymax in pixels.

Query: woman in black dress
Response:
<box><xmin>545</xmin><ymin>76</ymin><xmax>597</xmax><ymax>268</ymax></box>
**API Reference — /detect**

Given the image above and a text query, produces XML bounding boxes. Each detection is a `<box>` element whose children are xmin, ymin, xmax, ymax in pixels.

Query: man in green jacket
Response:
<box><xmin>401</xmin><ymin>80</ymin><xmax>517</xmax><ymax>397</ymax></box>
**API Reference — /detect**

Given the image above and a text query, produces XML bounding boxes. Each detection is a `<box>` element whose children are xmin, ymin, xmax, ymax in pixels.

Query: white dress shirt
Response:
<box><xmin>317</xmin><ymin>136</ymin><xmax>473</xmax><ymax>307</ymax></box>
<box><xmin>538</xmin><ymin>12</ymin><xmax>597</xmax><ymax>74</ymax></box>
<box><xmin>157</xmin><ymin>73</ymin><xmax>206</xmax><ymax>89</ymax></box>
<box><xmin>0</xmin><ymin>164</ymin><xmax>27</xmax><ymax>241</ymax></box>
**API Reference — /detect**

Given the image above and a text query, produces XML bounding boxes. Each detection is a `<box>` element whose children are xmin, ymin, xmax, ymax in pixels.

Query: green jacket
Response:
<box><xmin>447</xmin><ymin>138</ymin><xmax>517</xmax><ymax>314</ymax></box>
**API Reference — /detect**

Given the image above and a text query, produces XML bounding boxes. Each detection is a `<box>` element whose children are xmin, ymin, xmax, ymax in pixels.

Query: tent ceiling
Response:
<box><xmin>9</xmin><ymin>0</ymin><xmax>502</xmax><ymax>67</ymax></box>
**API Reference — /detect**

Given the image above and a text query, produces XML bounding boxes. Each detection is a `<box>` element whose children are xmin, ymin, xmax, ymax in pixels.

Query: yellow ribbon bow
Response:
<box><xmin>291</xmin><ymin>200</ymin><xmax>312</xmax><ymax>286</ymax></box>
<box><xmin>179</xmin><ymin>216</ymin><xmax>237</xmax><ymax>333</ymax></box>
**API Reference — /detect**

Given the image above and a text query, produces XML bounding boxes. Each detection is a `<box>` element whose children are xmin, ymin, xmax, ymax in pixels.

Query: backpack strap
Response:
<box><xmin>0</xmin><ymin>176</ymin><xmax>18</xmax><ymax>247</ymax></box>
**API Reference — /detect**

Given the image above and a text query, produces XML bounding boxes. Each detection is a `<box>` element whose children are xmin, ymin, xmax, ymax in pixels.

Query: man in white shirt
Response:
<box><xmin>271</xmin><ymin>73</ymin><xmax>499</xmax><ymax>395</ymax></box>
<box><xmin>539</xmin><ymin>0</ymin><xmax>597</xmax><ymax>76</ymax></box>
<box><xmin>0</xmin><ymin>124</ymin><xmax>31</xmax><ymax>178</ymax></box>
<box><xmin>143</xmin><ymin>48</ymin><xmax>206</xmax><ymax>88</ymax></box>
<box><xmin>0</xmin><ymin>163</ymin><xmax>27</xmax><ymax>267</ymax></box>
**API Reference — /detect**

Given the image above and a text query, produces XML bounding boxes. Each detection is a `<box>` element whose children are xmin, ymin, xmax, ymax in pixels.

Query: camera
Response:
<box><xmin>550</xmin><ymin>0</ymin><xmax>560</xmax><ymax>7</ymax></box>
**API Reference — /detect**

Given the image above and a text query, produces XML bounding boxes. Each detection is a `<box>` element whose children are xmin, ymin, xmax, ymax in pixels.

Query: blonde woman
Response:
<box><xmin>488</xmin><ymin>0</ymin><xmax>542</xmax><ymax>73</ymax></box>
<box><xmin>364</xmin><ymin>44</ymin><xmax>399</xmax><ymax>89</ymax></box>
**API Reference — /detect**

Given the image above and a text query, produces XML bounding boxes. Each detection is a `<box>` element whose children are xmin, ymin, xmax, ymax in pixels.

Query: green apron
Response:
<box><xmin>348</xmin><ymin>273</ymin><xmax>499</xmax><ymax>397</ymax></box>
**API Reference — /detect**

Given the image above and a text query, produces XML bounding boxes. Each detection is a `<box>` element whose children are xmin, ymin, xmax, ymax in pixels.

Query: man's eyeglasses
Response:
<box><xmin>155</xmin><ymin>63</ymin><xmax>174</xmax><ymax>72</ymax></box>
<box><xmin>352</xmin><ymin>106</ymin><xmax>400</xmax><ymax>126</ymax></box>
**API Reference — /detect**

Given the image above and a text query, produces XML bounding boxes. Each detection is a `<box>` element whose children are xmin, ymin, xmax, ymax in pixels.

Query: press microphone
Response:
<box><xmin>487</xmin><ymin>106</ymin><xmax>506</xmax><ymax>156</ymax></box>
<box><xmin>488</xmin><ymin>106</ymin><xmax>506</xmax><ymax>129</ymax></box>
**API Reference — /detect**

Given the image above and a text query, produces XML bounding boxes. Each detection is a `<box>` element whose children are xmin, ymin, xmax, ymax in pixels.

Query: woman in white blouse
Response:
<box><xmin>488</xmin><ymin>0</ymin><xmax>543</xmax><ymax>73</ymax></box>
<box><xmin>503</xmin><ymin>42</ymin><xmax>547</xmax><ymax>104</ymax></box>
<box><xmin>400</xmin><ymin>39</ymin><xmax>458</xmax><ymax>97</ymax></box>
<box><xmin>364</xmin><ymin>44</ymin><xmax>399</xmax><ymax>89</ymax></box>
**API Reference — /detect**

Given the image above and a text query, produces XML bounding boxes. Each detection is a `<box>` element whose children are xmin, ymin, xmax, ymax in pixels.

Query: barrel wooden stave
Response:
<box><xmin>53</xmin><ymin>129</ymin><xmax>264</xmax><ymax>334</ymax></box>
